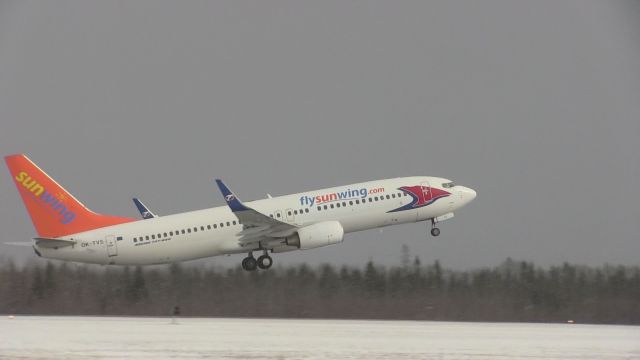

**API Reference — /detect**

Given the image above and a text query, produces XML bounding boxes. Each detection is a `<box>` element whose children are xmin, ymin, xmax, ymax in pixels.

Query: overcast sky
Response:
<box><xmin>1</xmin><ymin>1</ymin><xmax>639</xmax><ymax>269</ymax></box>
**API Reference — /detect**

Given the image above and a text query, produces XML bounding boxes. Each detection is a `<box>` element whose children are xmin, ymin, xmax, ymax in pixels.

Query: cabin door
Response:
<box><xmin>105</xmin><ymin>235</ymin><xmax>118</xmax><ymax>257</ymax></box>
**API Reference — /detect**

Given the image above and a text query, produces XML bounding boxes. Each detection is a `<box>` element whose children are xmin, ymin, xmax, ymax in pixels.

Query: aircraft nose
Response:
<box><xmin>457</xmin><ymin>186</ymin><xmax>477</xmax><ymax>205</ymax></box>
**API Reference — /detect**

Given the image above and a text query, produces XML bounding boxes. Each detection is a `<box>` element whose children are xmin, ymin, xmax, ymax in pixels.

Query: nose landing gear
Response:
<box><xmin>430</xmin><ymin>218</ymin><xmax>440</xmax><ymax>237</ymax></box>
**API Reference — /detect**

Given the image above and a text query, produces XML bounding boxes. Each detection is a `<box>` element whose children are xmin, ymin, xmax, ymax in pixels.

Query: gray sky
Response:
<box><xmin>1</xmin><ymin>1</ymin><xmax>639</xmax><ymax>269</ymax></box>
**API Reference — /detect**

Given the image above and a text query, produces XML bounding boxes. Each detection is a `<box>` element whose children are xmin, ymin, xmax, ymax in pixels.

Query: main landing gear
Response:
<box><xmin>430</xmin><ymin>218</ymin><xmax>441</xmax><ymax>237</ymax></box>
<box><xmin>241</xmin><ymin>251</ymin><xmax>273</xmax><ymax>271</ymax></box>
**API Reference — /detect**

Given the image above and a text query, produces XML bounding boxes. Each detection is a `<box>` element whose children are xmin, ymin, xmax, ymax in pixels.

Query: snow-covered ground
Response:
<box><xmin>1</xmin><ymin>316</ymin><xmax>638</xmax><ymax>359</ymax></box>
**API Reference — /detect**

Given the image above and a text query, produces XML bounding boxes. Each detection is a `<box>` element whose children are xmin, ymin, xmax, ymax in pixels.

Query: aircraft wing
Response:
<box><xmin>133</xmin><ymin>198</ymin><xmax>157</xmax><ymax>219</ymax></box>
<box><xmin>215</xmin><ymin>179</ymin><xmax>298</xmax><ymax>245</ymax></box>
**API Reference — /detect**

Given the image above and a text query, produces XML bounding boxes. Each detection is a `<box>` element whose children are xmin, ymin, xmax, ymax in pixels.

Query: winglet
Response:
<box><xmin>215</xmin><ymin>179</ymin><xmax>250</xmax><ymax>212</ymax></box>
<box><xmin>132</xmin><ymin>198</ymin><xmax>157</xmax><ymax>219</ymax></box>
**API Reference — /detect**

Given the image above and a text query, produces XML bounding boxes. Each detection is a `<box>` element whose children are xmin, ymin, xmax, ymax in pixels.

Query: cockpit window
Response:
<box><xmin>442</xmin><ymin>182</ymin><xmax>455</xmax><ymax>188</ymax></box>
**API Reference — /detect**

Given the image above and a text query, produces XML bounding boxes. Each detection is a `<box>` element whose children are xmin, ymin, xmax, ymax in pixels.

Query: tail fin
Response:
<box><xmin>5</xmin><ymin>154</ymin><xmax>136</xmax><ymax>238</ymax></box>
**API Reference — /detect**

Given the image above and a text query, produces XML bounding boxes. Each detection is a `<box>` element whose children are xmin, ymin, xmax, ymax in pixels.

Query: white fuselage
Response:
<box><xmin>34</xmin><ymin>177</ymin><xmax>476</xmax><ymax>265</ymax></box>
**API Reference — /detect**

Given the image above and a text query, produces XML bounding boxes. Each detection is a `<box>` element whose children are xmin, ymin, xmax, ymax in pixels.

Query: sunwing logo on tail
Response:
<box><xmin>14</xmin><ymin>171</ymin><xmax>76</xmax><ymax>224</ymax></box>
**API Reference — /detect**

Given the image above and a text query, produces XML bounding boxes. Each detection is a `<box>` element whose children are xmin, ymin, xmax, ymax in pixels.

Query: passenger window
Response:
<box><xmin>330</xmin><ymin>204</ymin><xmax>334</xmax><ymax>209</ymax></box>
<box><xmin>193</xmin><ymin>228</ymin><xmax>197</xmax><ymax>232</ymax></box>
<box><xmin>164</xmin><ymin>232</ymin><xmax>167</xmax><ymax>237</ymax></box>
<box><xmin>220</xmin><ymin>223</ymin><xmax>224</xmax><ymax>227</ymax></box>
<box><xmin>133</xmin><ymin>238</ymin><xmax>137</xmax><ymax>242</ymax></box>
<box><xmin>270</xmin><ymin>214</ymin><xmax>274</xmax><ymax>218</ymax></box>
<box><xmin>207</xmin><ymin>225</ymin><xmax>211</xmax><ymax>230</ymax></box>
<box><xmin>355</xmin><ymin>200</ymin><xmax>360</xmax><ymax>204</ymax></box>
<box><xmin>152</xmin><ymin>234</ymin><xmax>156</xmax><ymax>239</ymax></box>
<box><xmin>336</xmin><ymin>203</ymin><xmax>341</xmax><ymax>208</ymax></box>
<box><xmin>181</xmin><ymin>230</ymin><xmax>185</xmax><ymax>234</ymax></box>
<box><xmin>199</xmin><ymin>226</ymin><xmax>203</xmax><ymax>231</ymax></box>
<box><xmin>342</xmin><ymin>202</ymin><xmax>346</xmax><ymax>207</ymax></box>
<box><xmin>294</xmin><ymin>210</ymin><xmax>298</xmax><ymax>215</ymax></box>
<box><xmin>386</xmin><ymin>195</ymin><xmax>390</xmax><ymax>199</ymax></box>
<box><xmin>233</xmin><ymin>220</ymin><xmax>237</xmax><ymax>225</ymax></box>
<box><xmin>349</xmin><ymin>201</ymin><xmax>353</xmax><ymax>205</ymax></box>
<box><xmin>170</xmin><ymin>232</ymin><xmax>174</xmax><ymax>236</ymax></box>
<box><xmin>317</xmin><ymin>206</ymin><xmax>322</xmax><ymax>211</ymax></box>
<box><xmin>324</xmin><ymin>205</ymin><xmax>328</xmax><ymax>210</ymax></box>
<box><xmin>145</xmin><ymin>236</ymin><xmax>149</xmax><ymax>240</ymax></box>
<box><xmin>288</xmin><ymin>211</ymin><xmax>292</xmax><ymax>216</ymax></box>
<box><xmin>276</xmin><ymin>213</ymin><xmax>281</xmax><ymax>218</ymax></box>
<box><xmin>305</xmin><ymin>208</ymin><xmax>309</xmax><ymax>213</ymax></box>
<box><xmin>226</xmin><ymin>221</ymin><xmax>230</xmax><ymax>226</ymax></box>
<box><xmin>187</xmin><ymin>229</ymin><xmax>191</xmax><ymax>233</ymax></box>
<box><xmin>213</xmin><ymin>224</ymin><xmax>217</xmax><ymax>229</ymax></box>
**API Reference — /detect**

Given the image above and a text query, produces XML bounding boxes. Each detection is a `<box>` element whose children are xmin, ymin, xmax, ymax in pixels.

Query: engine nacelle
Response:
<box><xmin>285</xmin><ymin>221</ymin><xmax>344</xmax><ymax>250</ymax></box>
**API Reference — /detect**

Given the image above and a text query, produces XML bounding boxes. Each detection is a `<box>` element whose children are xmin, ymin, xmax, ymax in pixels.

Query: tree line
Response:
<box><xmin>0</xmin><ymin>256</ymin><xmax>638</xmax><ymax>324</ymax></box>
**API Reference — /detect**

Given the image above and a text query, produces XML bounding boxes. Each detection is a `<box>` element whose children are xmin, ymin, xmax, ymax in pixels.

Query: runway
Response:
<box><xmin>1</xmin><ymin>316</ymin><xmax>638</xmax><ymax>359</ymax></box>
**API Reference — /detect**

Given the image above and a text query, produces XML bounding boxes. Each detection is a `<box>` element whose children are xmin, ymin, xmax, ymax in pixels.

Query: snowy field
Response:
<box><xmin>1</xmin><ymin>316</ymin><xmax>639</xmax><ymax>360</ymax></box>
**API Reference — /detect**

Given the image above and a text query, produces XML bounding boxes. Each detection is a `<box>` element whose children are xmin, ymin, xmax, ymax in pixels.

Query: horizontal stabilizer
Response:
<box><xmin>4</xmin><ymin>242</ymin><xmax>33</xmax><ymax>247</ymax></box>
<box><xmin>34</xmin><ymin>237</ymin><xmax>76</xmax><ymax>248</ymax></box>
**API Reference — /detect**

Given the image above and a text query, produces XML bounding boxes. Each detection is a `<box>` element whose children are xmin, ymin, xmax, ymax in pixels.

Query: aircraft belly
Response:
<box><xmin>340</xmin><ymin>212</ymin><xmax>387</xmax><ymax>233</ymax></box>
<box><xmin>129</xmin><ymin>237</ymin><xmax>226</xmax><ymax>264</ymax></box>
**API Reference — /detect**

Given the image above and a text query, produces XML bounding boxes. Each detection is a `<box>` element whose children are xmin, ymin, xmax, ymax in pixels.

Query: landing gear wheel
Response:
<box><xmin>241</xmin><ymin>256</ymin><xmax>257</xmax><ymax>271</ymax></box>
<box><xmin>257</xmin><ymin>255</ymin><xmax>273</xmax><ymax>270</ymax></box>
<box><xmin>430</xmin><ymin>227</ymin><xmax>441</xmax><ymax>237</ymax></box>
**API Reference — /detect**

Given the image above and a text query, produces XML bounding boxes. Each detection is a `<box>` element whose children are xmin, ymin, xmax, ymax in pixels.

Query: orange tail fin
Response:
<box><xmin>5</xmin><ymin>154</ymin><xmax>136</xmax><ymax>238</ymax></box>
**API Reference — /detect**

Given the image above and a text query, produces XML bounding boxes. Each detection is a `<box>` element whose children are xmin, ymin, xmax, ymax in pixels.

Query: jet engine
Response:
<box><xmin>285</xmin><ymin>221</ymin><xmax>344</xmax><ymax>250</ymax></box>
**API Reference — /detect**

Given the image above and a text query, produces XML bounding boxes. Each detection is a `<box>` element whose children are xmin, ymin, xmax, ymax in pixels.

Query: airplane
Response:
<box><xmin>4</xmin><ymin>154</ymin><xmax>476</xmax><ymax>271</ymax></box>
